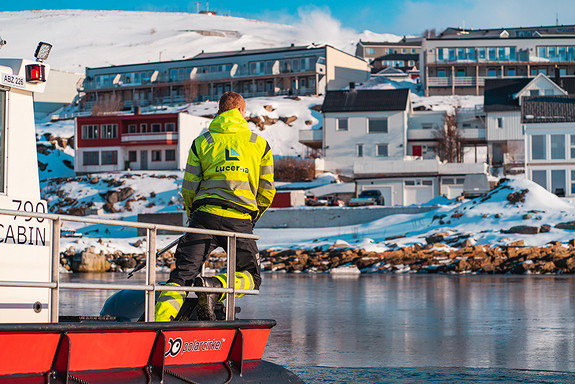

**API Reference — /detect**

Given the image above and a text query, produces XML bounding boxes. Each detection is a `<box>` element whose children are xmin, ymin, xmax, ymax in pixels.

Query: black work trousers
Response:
<box><xmin>168</xmin><ymin>210</ymin><xmax>261</xmax><ymax>289</ymax></box>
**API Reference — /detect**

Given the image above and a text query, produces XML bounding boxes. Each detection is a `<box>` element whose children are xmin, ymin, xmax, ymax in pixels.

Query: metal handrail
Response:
<box><xmin>0</xmin><ymin>208</ymin><xmax>260</xmax><ymax>322</ymax></box>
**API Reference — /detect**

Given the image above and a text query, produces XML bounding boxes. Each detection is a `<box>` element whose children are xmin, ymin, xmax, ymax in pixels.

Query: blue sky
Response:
<box><xmin>2</xmin><ymin>0</ymin><xmax>575</xmax><ymax>35</ymax></box>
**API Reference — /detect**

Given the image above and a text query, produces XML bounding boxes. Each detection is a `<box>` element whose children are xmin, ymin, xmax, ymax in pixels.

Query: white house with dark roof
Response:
<box><xmin>484</xmin><ymin>74</ymin><xmax>568</xmax><ymax>170</ymax></box>
<box><xmin>318</xmin><ymin>88</ymin><xmax>488</xmax><ymax>205</ymax></box>
<box><xmin>523</xmin><ymin>94</ymin><xmax>575</xmax><ymax>196</ymax></box>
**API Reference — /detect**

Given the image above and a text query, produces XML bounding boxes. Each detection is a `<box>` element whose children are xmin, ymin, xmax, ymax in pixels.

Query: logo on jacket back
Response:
<box><xmin>225</xmin><ymin>147</ymin><xmax>240</xmax><ymax>161</ymax></box>
<box><xmin>217</xmin><ymin>147</ymin><xmax>249</xmax><ymax>173</ymax></box>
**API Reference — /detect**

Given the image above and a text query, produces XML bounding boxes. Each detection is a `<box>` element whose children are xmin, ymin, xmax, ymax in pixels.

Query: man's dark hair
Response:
<box><xmin>218</xmin><ymin>92</ymin><xmax>246</xmax><ymax>114</ymax></box>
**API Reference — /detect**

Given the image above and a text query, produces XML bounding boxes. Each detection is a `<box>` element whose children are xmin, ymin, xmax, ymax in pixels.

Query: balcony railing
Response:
<box><xmin>298</xmin><ymin>129</ymin><xmax>323</xmax><ymax>144</ymax></box>
<box><xmin>354</xmin><ymin>157</ymin><xmax>488</xmax><ymax>176</ymax></box>
<box><xmin>122</xmin><ymin>132</ymin><xmax>178</xmax><ymax>143</ymax></box>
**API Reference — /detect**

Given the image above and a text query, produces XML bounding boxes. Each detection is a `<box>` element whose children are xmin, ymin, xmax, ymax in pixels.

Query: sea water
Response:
<box><xmin>60</xmin><ymin>273</ymin><xmax>575</xmax><ymax>383</ymax></box>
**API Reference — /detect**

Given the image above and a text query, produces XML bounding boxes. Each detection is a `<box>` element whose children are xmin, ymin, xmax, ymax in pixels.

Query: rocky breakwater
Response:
<box><xmin>259</xmin><ymin>240</ymin><xmax>575</xmax><ymax>275</ymax></box>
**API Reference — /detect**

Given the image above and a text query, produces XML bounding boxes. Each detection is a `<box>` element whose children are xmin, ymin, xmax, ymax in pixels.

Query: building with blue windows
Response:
<box><xmin>80</xmin><ymin>44</ymin><xmax>369</xmax><ymax>112</ymax></box>
<box><xmin>421</xmin><ymin>25</ymin><xmax>575</xmax><ymax>96</ymax></box>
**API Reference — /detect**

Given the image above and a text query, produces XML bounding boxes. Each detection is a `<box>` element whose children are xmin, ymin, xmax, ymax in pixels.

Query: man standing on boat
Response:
<box><xmin>155</xmin><ymin>92</ymin><xmax>275</xmax><ymax>321</ymax></box>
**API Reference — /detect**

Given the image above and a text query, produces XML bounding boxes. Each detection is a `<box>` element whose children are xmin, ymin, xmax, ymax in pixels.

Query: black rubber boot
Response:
<box><xmin>194</xmin><ymin>276</ymin><xmax>222</xmax><ymax>321</ymax></box>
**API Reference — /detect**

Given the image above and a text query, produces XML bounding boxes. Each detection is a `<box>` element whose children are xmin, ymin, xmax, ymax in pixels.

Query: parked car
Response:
<box><xmin>305</xmin><ymin>194</ymin><xmax>328</xmax><ymax>206</ymax></box>
<box><xmin>326</xmin><ymin>195</ymin><xmax>345</xmax><ymax>207</ymax></box>
<box><xmin>348</xmin><ymin>189</ymin><xmax>384</xmax><ymax>206</ymax></box>
<box><xmin>463</xmin><ymin>174</ymin><xmax>491</xmax><ymax>198</ymax></box>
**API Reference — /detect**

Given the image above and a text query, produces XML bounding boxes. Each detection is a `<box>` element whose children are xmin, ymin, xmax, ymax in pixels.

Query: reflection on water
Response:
<box><xmin>61</xmin><ymin>273</ymin><xmax>575</xmax><ymax>382</ymax></box>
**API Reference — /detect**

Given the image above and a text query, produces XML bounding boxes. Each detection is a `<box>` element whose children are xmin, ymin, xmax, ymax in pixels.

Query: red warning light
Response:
<box><xmin>25</xmin><ymin>64</ymin><xmax>46</xmax><ymax>83</ymax></box>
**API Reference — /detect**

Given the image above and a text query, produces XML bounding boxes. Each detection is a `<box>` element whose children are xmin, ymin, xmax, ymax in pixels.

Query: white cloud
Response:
<box><xmin>293</xmin><ymin>6</ymin><xmax>359</xmax><ymax>47</ymax></box>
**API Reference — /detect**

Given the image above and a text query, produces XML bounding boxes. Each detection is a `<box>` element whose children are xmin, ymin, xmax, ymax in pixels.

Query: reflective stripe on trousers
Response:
<box><xmin>213</xmin><ymin>270</ymin><xmax>255</xmax><ymax>301</ymax></box>
<box><xmin>154</xmin><ymin>282</ymin><xmax>187</xmax><ymax>322</ymax></box>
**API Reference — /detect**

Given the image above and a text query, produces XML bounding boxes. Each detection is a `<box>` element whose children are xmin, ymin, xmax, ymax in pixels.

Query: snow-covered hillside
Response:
<box><xmin>0</xmin><ymin>9</ymin><xmax>399</xmax><ymax>73</ymax></box>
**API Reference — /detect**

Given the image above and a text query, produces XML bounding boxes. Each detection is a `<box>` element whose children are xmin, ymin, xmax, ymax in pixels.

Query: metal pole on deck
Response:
<box><xmin>226</xmin><ymin>234</ymin><xmax>236</xmax><ymax>321</ymax></box>
<box><xmin>50</xmin><ymin>218</ymin><xmax>60</xmax><ymax>323</ymax></box>
<box><xmin>145</xmin><ymin>227</ymin><xmax>157</xmax><ymax>321</ymax></box>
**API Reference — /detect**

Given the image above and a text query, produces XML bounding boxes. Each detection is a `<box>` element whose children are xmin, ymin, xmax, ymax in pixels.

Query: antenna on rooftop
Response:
<box><xmin>556</xmin><ymin>12</ymin><xmax>559</xmax><ymax>26</ymax></box>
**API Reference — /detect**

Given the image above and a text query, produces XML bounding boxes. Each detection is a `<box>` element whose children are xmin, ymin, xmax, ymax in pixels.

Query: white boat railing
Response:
<box><xmin>0</xmin><ymin>208</ymin><xmax>259</xmax><ymax>322</ymax></box>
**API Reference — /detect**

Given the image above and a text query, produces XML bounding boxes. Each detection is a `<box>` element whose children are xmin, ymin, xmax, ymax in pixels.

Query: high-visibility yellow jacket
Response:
<box><xmin>182</xmin><ymin>108</ymin><xmax>275</xmax><ymax>222</ymax></box>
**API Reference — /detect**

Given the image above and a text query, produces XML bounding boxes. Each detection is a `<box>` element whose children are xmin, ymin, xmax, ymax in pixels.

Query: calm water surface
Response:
<box><xmin>60</xmin><ymin>273</ymin><xmax>575</xmax><ymax>383</ymax></box>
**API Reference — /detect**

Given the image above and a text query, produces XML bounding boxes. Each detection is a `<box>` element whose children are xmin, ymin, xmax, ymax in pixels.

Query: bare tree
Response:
<box><xmin>90</xmin><ymin>94</ymin><xmax>123</xmax><ymax>115</ymax></box>
<box><xmin>183</xmin><ymin>79</ymin><xmax>199</xmax><ymax>103</ymax></box>
<box><xmin>274</xmin><ymin>157</ymin><xmax>315</xmax><ymax>181</ymax></box>
<box><xmin>423</xmin><ymin>28</ymin><xmax>437</xmax><ymax>38</ymax></box>
<box><xmin>433</xmin><ymin>108</ymin><xmax>464</xmax><ymax>163</ymax></box>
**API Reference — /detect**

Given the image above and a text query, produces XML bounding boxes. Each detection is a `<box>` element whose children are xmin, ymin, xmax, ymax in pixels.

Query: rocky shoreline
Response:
<box><xmin>61</xmin><ymin>239</ymin><xmax>575</xmax><ymax>275</ymax></box>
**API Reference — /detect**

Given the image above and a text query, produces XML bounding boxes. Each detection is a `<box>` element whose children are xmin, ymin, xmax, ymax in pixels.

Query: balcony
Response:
<box><xmin>121</xmin><ymin>132</ymin><xmax>178</xmax><ymax>143</ymax></box>
<box><xmin>353</xmin><ymin>157</ymin><xmax>488</xmax><ymax>176</ymax></box>
<box><xmin>298</xmin><ymin>129</ymin><xmax>323</xmax><ymax>149</ymax></box>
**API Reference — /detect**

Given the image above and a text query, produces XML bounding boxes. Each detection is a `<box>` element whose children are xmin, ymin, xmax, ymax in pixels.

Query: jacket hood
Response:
<box><xmin>209</xmin><ymin>109</ymin><xmax>249</xmax><ymax>133</ymax></box>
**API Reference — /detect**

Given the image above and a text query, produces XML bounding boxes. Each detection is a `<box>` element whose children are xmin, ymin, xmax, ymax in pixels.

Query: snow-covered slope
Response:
<box><xmin>0</xmin><ymin>9</ymin><xmax>399</xmax><ymax>73</ymax></box>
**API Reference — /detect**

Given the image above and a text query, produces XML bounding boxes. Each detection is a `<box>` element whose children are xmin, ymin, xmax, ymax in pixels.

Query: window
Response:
<box><xmin>437</xmin><ymin>69</ymin><xmax>446</xmax><ymax>77</ymax></box>
<box><xmin>101</xmin><ymin>151</ymin><xmax>117</xmax><ymax>165</ymax></box>
<box><xmin>478</xmin><ymin>48</ymin><xmax>486</xmax><ymax>60</ymax></box>
<box><xmin>100</xmin><ymin>124</ymin><xmax>118</xmax><ymax>139</ymax></box>
<box><xmin>165</xmin><ymin>122</ymin><xmax>176</xmax><ymax>132</ymax></box>
<box><xmin>336</xmin><ymin>118</ymin><xmax>348</xmax><ymax>131</ymax></box>
<box><xmin>529</xmin><ymin>89</ymin><xmax>540</xmax><ymax>96</ymax></box>
<box><xmin>508</xmin><ymin>68</ymin><xmax>516</xmax><ymax>76</ymax></box>
<box><xmin>83</xmin><ymin>151</ymin><xmax>99</xmax><ymax>165</ymax></box>
<box><xmin>551</xmin><ymin>134</ymin><xmax>566</xmax><ymax>159</ymax></box>
<box><xmin>421</xmin><ymin>123</ymin><xmax>433</xmax><ymax>130</ymax></box>
<box><xmin>166</xmin><ymin>149</ymin><xmax>176</xmax><ymax>161</ymax></box>
<box><xmin>488</xmin><ymin>68</ymin><xmax>497</xmax><ymax>77</ymax></box>
<box><xmin>376</xmin><ymin>144</ymin><xmax>388</xmax><ymax>157</ymax></box>
<box><xmin>356</xmin><ymin>144</ymin><xmax>363</xmax><ymax>158</ymax></box>
<box><xmin>140</xmin><ymin>123</ymin><xmax>148</xmax><ymax>133</ymax></box>
<box><xmin>366</xmin><ymin>48</ymin><xmax>375</xmax><ymax>55</ymax></box>
<box><xmin>128</xmin><ymin>124</ymin><xmax>137</xmax><ymax>133</ymax></box>
<box><xmin>532</xmin><ymin>170</ymin><xmax>547</xmax><ymax>189</ymax></box>
<box><xmin>456</xmin><ymin>68</ymin><xmax>465</xmax><ymax>77</ymax></box>
<box><xmin>368</xmin><ymin>118</ymin><xmax>388</xmax><ymax>133</ymax></box>
<box><xmin>571</xmin><ymin>170</ymin><xmax>575</xmax><ymax>194</ymax></box>
<box><xmin>552</xmin><ymin>169</ymin><xmax>566</xmax><ymax>196</ymax></box>
<box><xmin>497</xmin><ymin>117</ymin><xmax>503</xmax><ymax>128</ymax></box>
<box><xmin>128</xmin><ymin>151</ymin><xmax>137</xmax><ymax>162</ymax></box>
<box><xmin>82</xmin><ymin>125</ymin><xmax>99</xmax><ymax>139</ymax></box>
<box><xmin>437</xmin><ymin>48</ymin><xmax>444</xmax><ymax>61</ymax></box>
<box><xmin>448</xmin><ymin>49</ymin><xmax>456</xmax><ymax>61</ymax></box>
<box><xmin>457</xmin><ymin>48</ymin><xmax>466</xmax><ymax>60</ymax></box>
<box><xmin>488</xmin><ymin>48</ymin><xmax>496</xmax><ymax>60</ymax></box>
<box><xmin>570</xmin><ymin>135</ymin><xmax>575</xmax><ymax>158</ymax></box>
<box><xmin>531</xmin><ymin>135</ymin><xmax>546</xmax><ymax>160</ymax></box>
<box><xmin>466</xmin><ymin>48</ymin><xmax>476</xmax><ymax>60</ymax></box>
<box><xmin>538</xmin><ymin>46</ymin><xmax>547</xmax><ymax>58</ymax></box>
<box><xmin>151</xmin><ymin>123</ymin><xmax>161</xmax><ymax>132</ymax></box>
<box><xmin>152</xmin><ymin>150</ymin><xmax>162</xmax><ymax>161</ymax></box>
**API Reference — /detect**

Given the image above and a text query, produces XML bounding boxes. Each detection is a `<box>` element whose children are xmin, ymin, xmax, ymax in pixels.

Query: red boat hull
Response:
<box><xmin>0</xmin><ymin>320</ymin><xmax>303</xmax><ymax>384</ymax></box>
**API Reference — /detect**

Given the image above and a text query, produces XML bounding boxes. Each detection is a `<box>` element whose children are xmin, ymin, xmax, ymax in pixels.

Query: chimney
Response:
<box><xmin>133</xmin><ymin>106</ymin><xmax>141</xmax><ymax>115</ymax></box>
<box><xmin>349</xmin><ymin>82</ymin><xmax>356</xmax><ymax>90</ymax></box>
<box><xmin>554</xmin><ymin>65</ymin><xmax>561</xmax><ymax>85</ymax></box>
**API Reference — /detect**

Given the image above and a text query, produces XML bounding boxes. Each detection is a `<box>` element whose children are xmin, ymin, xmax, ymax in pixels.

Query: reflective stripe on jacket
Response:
<box><xmin>182</xmin><ymin>108</ymin><xmax>275</xmax><ymax>221</ymax></box>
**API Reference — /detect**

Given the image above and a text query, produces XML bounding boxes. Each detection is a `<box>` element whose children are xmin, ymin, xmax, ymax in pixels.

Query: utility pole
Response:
<box><xmin>194</xmin><ymin>2</ymin><xmax>201</xmax><ymax>13</ymax></box>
